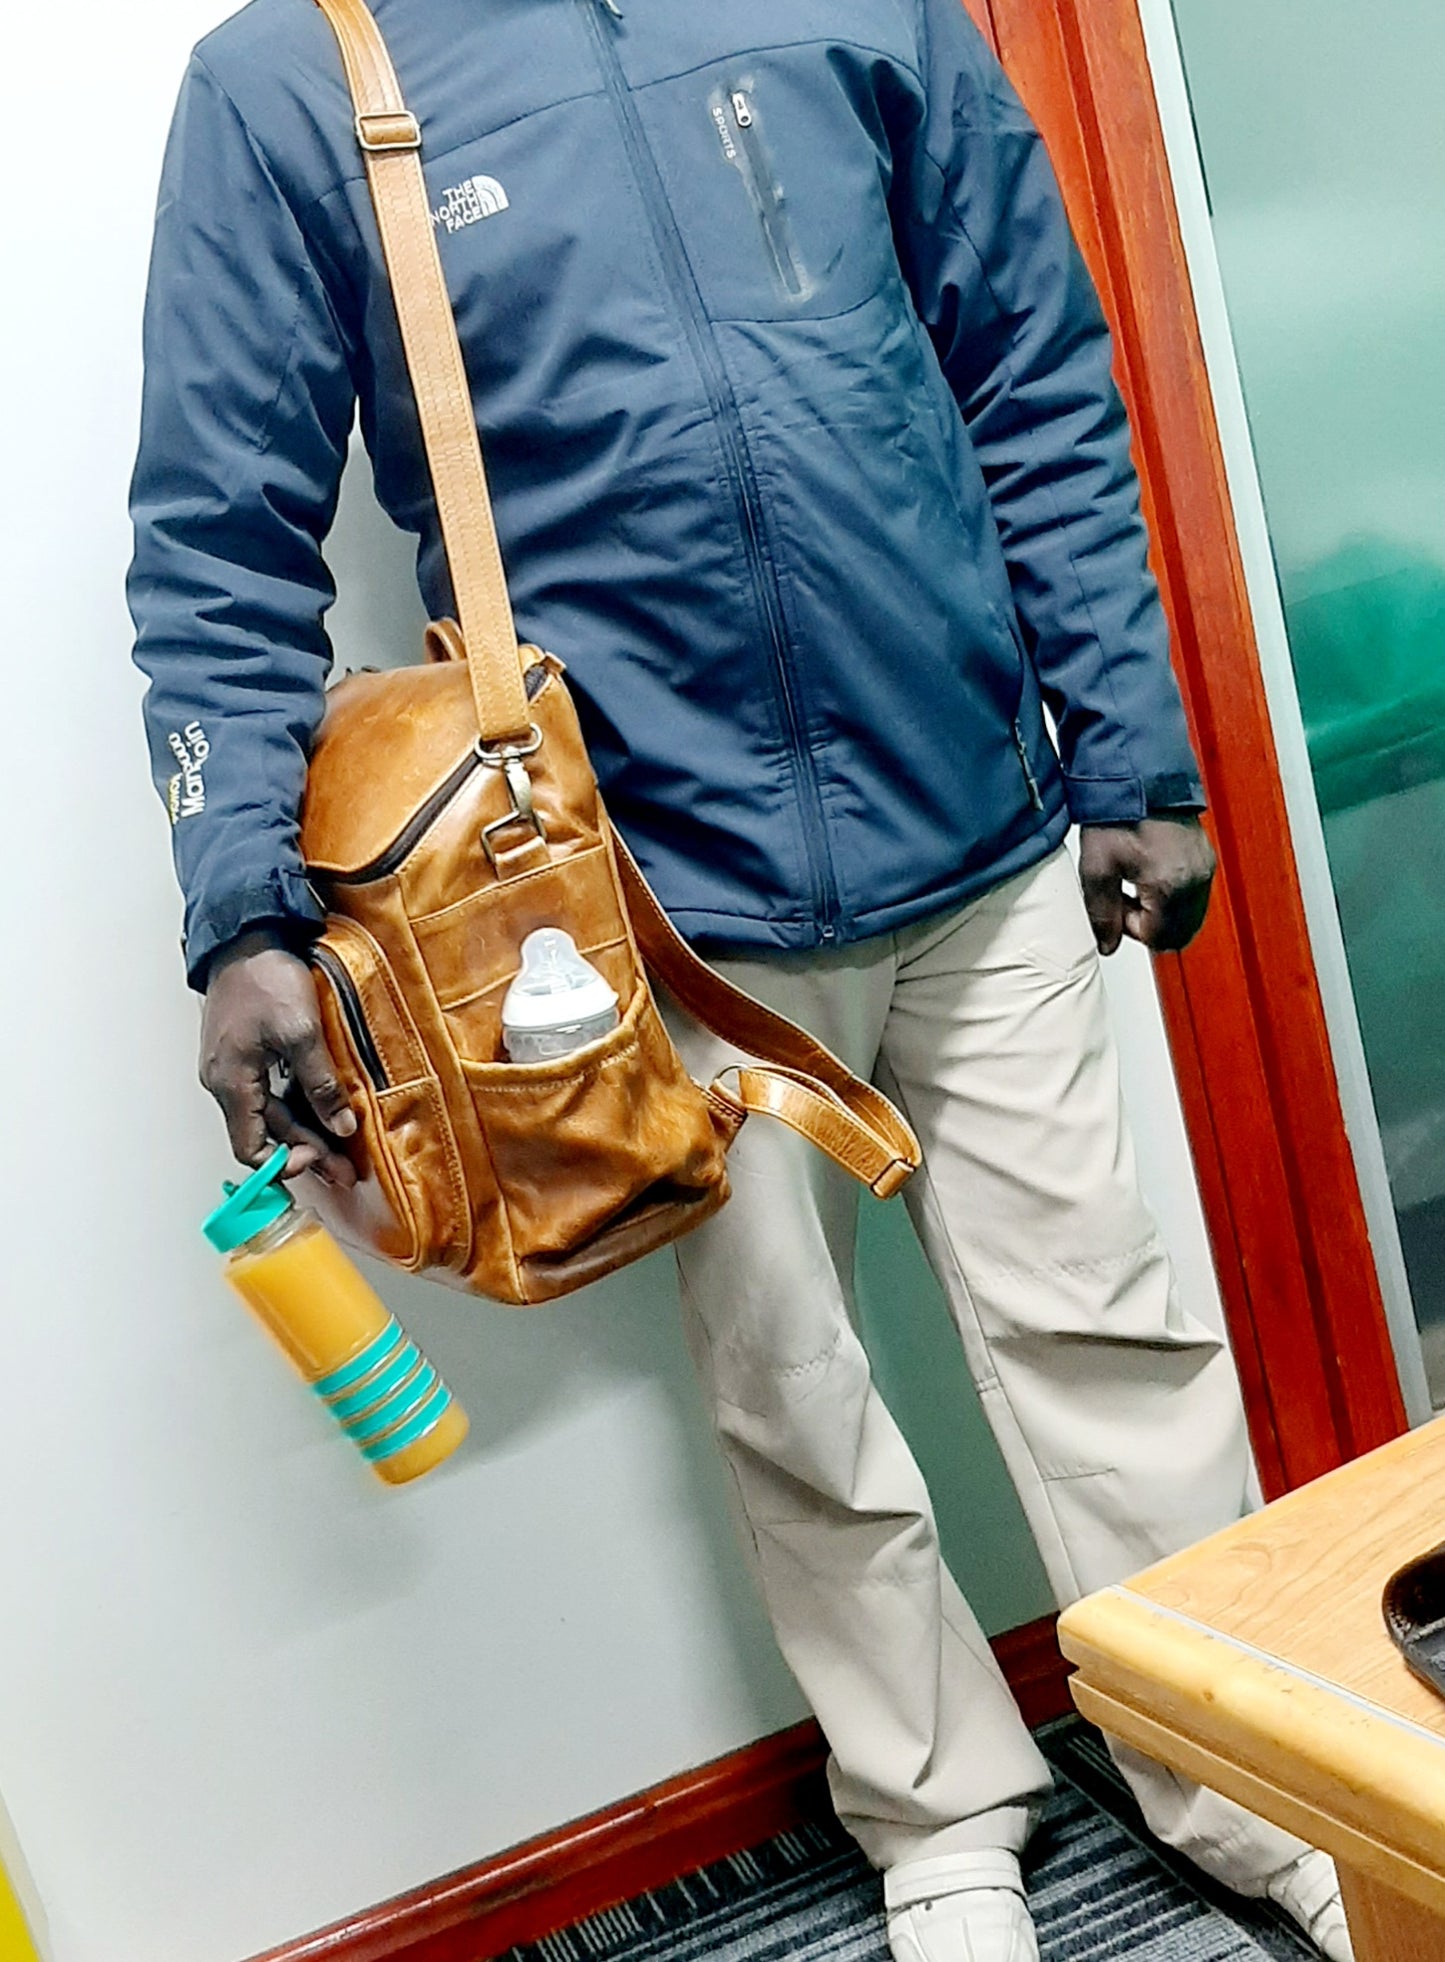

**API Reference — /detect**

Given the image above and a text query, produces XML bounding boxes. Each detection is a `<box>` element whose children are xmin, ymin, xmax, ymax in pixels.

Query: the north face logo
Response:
<box><xmin>432</xmin><ymin>175</ymin><xmax>510</xmax><ymax>233</ymax></box>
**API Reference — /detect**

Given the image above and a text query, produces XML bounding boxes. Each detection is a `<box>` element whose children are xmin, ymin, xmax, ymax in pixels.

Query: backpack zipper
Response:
<box><xmin>580</xmin><ymin>1</ymin><xmax>841</xmax><ymax>942</ymax></box>
<box><xmin>316</xmin><ymin>663</ymin><xmax>549</xmax><ymax>887</ymax></box>
<box><xmin>326</xmin><ymin>748</ymin><xmax>482</xmax><ymax>887</ymax></box>
<box><xmin>311</xmin><ymin>943</ymin><xmax>389</xmax><ymax>1090</ymax></box>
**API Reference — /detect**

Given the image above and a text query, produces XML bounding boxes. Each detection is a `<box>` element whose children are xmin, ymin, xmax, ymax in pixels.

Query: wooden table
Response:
<box><xmin>1057</xmin><ymin>1415</ymin><xmax>1445</xmax><ymax>1961</ymax></box>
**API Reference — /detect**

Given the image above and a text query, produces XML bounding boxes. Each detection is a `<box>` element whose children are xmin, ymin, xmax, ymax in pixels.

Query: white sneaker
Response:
<box><xmin>885</xmin><ymin>1851</ymin><xmax>1039</xmax><ymax>1962</ymax></box>
<box><xmin>1264</xmin><ymin>1849</ymin><xmax>1355</xmax><ymax>1961</ymax></box>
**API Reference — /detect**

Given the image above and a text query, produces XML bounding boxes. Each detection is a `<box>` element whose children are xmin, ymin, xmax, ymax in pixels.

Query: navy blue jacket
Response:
<box><xmin>129</xmin><ymin>0</ymin><xmax>1204</xmax><ymax>987</ymax></box>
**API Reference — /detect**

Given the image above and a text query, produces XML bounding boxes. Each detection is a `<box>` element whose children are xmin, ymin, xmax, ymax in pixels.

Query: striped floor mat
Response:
<box><xmin>504</xmin><ymin>1722</ymin><xmax>1317</xmax><ymax>1962</ymax></box>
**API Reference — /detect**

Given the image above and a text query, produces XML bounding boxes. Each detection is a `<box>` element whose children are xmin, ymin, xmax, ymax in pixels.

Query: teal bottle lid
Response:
<box><xmin>203</xmin><ymin>1144</ymin><xmax>295</xmax><ymax>1253</ymax></box>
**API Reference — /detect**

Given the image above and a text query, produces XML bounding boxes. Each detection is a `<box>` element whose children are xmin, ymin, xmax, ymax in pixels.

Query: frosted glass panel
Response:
<box><xmin>1171</xmin><ymin>0</ymin><xmax>1445</xmax><ymax>1398</ymax></box>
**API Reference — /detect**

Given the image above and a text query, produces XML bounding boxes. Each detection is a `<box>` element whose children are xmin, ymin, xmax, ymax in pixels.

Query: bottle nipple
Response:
<box><xmin>501</xmin><ymin>930</ymin><xmax>619</xmax><ymax>1062</ymax></box>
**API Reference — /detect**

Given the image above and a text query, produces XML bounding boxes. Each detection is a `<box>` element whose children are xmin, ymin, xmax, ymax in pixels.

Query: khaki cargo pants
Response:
<box><xmin>666</xmin><ymin>845</ymin><xmax>1311</xmax><ymax>1887</ymax></box>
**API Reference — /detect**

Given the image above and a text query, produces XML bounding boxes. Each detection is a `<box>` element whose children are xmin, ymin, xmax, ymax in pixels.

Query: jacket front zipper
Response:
<box><xmin>581</xmin><ymin>0</ymin><xmax>841</xmax><ymax>941</ymax></box>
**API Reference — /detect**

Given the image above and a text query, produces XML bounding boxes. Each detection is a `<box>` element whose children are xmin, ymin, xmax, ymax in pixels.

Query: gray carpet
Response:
<box><xmin>505</xmin><ymin>1722</ymin><xmax>1317</xmax><ymax>1962</ymax></box>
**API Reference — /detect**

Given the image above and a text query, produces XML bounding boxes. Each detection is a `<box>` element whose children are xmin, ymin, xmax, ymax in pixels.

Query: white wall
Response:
<box><xmin>0</xmin><ymin>5</ymin><xmax>1230</xmax><ymax>1959</ymax></box>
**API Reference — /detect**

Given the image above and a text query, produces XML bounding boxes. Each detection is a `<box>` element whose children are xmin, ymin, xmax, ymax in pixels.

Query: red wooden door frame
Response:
<box><xmin>960</xmin><ymin>0</ymin><xmax>1408</xmax><ymax>1490</ymax></box>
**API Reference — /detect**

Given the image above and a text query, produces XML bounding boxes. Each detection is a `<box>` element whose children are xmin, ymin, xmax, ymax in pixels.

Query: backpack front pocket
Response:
<box><xmin>460</xmin><ymin>976</ymin><xmax>730</xmax><ymax>1291</ymax></box>
<box><xmin>309</xmin><ymin>923</ymin><xmax>471</xmax><ymax>1274</ymax></box>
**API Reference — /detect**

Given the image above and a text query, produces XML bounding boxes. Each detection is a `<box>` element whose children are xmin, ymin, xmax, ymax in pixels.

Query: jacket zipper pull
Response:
<box><xmin>1013</xmin><ymin>722</ymin><xmax>1045</xmax><ymax>812</ymax></box>
<box><xmin>595</xmin><ymin>0</ymin><xmax>624</xmax><ymax>16</ymax></box>
<box><xmin>730</xmin><ymin>91</ymin><xmax>754</xmax><ymax>129</ymax></box>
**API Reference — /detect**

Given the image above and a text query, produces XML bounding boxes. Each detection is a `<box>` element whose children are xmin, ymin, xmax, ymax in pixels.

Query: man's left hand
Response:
<box><xmin>1078</xmin><ymin>815</ymin><xmax>1216</xmax><ymax>957</ymax></box>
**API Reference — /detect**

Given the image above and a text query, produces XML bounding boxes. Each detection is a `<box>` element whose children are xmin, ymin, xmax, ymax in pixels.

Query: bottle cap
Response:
<box><xmin>501</xmin><ymin>929</ymin><xmax>620</xmax><ymax>1034</ymax></box>
<box><xmin>202</xmin><ymin>1143</ymin><xmax>295</xmax><ymax>1253</ymax></box>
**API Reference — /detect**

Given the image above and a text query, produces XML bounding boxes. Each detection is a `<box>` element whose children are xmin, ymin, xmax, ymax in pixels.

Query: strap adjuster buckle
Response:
<box><xmin>355</xmin><ymin>111</ymin><xmax>422</xmax><ymax>153</ymax></box>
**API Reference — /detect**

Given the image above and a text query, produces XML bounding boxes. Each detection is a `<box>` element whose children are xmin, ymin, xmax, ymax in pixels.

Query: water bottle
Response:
<box><xmin>202</xmin><ymin>1146</ymin><xmax>469</xmax><ymax>1485</ymax></box>
<box><xmin>501</xmin><ymin>928</ymin><xmax>620</xmax><ymax>1062</ymax></box>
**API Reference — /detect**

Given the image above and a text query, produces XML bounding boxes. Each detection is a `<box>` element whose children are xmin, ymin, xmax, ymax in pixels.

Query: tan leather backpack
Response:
<box><xmin>298</xmin><ymin>0</ymin><xmax>919</xmax><ymax>1305</ymax></box>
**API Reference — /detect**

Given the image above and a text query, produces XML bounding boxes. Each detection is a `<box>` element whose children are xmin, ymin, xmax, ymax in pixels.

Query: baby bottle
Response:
<box><xmin>202</xmin><ymin>1145</ymin><xmax>468</xmax><ymax>1484</ymax></box>
<box><xmin>501</xmin><ymin>928</ymin><xmax>620</xmax><ymax>1062</ymax></box>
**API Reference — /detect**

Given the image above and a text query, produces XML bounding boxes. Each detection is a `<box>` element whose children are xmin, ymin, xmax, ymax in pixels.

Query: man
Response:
<box><xmin>128</xmin><ymin>1</ymin><xmax>1351</xmax><ymax>1956</ymax></box>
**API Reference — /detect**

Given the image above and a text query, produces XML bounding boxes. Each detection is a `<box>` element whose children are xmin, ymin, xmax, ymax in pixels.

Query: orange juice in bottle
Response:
<box><xmin>203</xmin><ymin>1146</ymin><xmax>468</xmax><ymax>1484</ymax></box>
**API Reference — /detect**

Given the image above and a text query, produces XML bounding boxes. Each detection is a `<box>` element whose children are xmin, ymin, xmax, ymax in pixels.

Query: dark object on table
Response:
<box><xmin>1383</xmin><ymin>1540</ymin><xmax>1445</xmax><ymax>1697</ymax></box>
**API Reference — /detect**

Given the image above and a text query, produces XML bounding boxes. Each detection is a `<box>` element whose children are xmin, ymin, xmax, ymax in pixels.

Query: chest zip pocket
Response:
<box><xmin>709</xmin><ymin>83</ymin><xmax>811</xmax><ymax>302</ymax></box>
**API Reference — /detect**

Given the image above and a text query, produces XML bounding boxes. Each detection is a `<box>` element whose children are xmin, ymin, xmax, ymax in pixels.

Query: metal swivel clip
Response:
<box><xmin>477</xmin><ymin>724</ymin><xmax>547</xmax><ymax>868</ymax></box>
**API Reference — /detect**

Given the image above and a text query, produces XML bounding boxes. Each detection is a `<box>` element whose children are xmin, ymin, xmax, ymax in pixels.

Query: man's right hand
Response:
<box><xmin>200</xmin><ymin>929</ymin><xmax>358</xmax><ymax>1186</ymax></box>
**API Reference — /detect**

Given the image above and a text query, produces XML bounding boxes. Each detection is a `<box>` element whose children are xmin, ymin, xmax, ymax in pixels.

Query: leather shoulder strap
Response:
<box><xmin>614</xmin><ymin>835</ymin><xmax>920</xmax><ymax>1198</ymax></box>
<box><xmin>312</xmin><ymin>0</ymin><xmax>531</xmax><ymax>743</ymax></box>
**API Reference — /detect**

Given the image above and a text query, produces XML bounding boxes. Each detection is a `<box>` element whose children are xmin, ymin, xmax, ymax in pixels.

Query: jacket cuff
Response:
<box><xmin>184</xmin><ymin>871</ymin><xmax>326</xmax><ymax>991</ymax></box>
<box><xmin>1063</xmin><ymin>770</ymin><xmax>1206</xmax><ymax>826</ymax></box>
<box><xmin>1143</xmin><ymin>770</ymin><xmax>1208</xmax><ymax>815</ymax></box>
